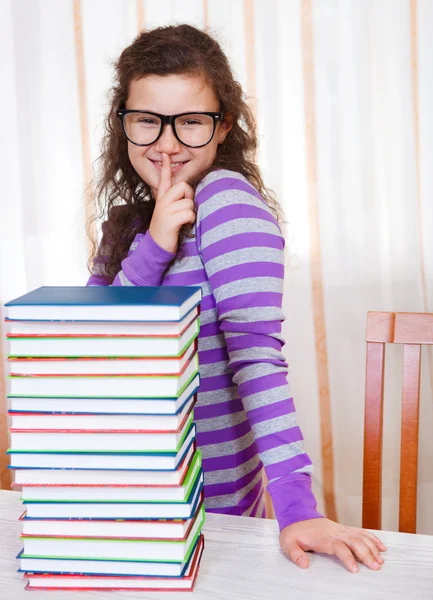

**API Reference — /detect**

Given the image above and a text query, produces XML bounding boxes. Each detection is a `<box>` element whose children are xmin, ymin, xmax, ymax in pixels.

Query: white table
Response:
<box><xmin>1</xmin><ymin>490</ymin><xmax>433</xmax><ymax>599</ymax></box>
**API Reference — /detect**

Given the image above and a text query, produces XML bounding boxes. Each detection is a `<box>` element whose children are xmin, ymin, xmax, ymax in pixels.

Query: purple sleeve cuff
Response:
<box><xmin>120</xmin><ymin>231</ymin><xmax>175</xmax><ymax>286</ymax></box>
<box><xmin>86</xmin><ymin>273</ymin><xmax>110</xmax><ymax>287</ymax></box>
<box><xmin>267</xmin><ymin>473</ymin><xmax>325</xmax><ymax>531</ymax></box>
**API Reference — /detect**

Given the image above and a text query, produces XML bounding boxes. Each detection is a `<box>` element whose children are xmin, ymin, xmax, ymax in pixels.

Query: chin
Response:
<box><xmin>174</xmin><ymin>167</ymin><xmax>194</xmax><ymax>185</ymax></box>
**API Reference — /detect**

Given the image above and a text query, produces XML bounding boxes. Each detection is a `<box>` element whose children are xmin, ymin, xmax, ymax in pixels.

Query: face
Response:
<box><xmin>125</xmin><ymin>74</ymin><xmax>232</xmax><ymax>197</ymax></box>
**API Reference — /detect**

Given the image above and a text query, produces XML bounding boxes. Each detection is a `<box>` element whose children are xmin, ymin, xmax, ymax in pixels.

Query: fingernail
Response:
<box><xmin>297</xmin><ymin>557</ymin><xmax>308</xmax><ymax>567</ymax></box>
<box><xmin>351</xmin><ymin>565</ymin><xmax>359</xmax><ymax>573</ymax></box>
<box><xmin>378</xmin><ymin>555</ymin><xmax>384</xmax><ymax>564</ymax></box>
<box><xmin>373</xmin><ymin>561</ymin><xmax>381</xmax><ymax>569</ymax></box>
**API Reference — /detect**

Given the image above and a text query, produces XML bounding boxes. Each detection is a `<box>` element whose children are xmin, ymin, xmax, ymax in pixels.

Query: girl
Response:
<box><xmin>87</xmin><ymin>24</ymin><xmax>385</xmax><ymax>573</ymax></box>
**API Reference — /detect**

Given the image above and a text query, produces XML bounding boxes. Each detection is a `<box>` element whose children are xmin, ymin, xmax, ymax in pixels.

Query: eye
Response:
<box><xmin>179</xmin><ymin>119</ymin><xmax>204</xmax><ymax>127</ymax></box>
<box><xmin>137</xmin><ymin>117</ymin><xmax>159</xmax><ymax>125</ymax></box>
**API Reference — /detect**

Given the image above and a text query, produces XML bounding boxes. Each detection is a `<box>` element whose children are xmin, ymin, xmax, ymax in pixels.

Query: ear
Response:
<box><xmin>218</xmin><ymin>114</ymin><xmax>233</xmax><ymax>144</ymax></box>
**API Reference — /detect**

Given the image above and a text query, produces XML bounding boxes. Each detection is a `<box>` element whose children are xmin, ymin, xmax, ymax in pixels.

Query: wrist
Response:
<box><xmin>121</xmin><ymin>230</ymin><xmax>175</xmax><ymax>286</ymax></box>
<box><xmin>148</xmin><ymin>225</ymin><xmax>177</xmax><ymax>254</ymax></box>
<box><xmin>267</xmin><ymin>473</ymin><xmax>325</xmax><ymax>531</ymax></box>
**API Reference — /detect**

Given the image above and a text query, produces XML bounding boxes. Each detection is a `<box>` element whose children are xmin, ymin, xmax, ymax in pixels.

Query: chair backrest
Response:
<box><xmin>362</xmin><ymin>311</ymin><xmax>433</xmax><ymax>533</ymax></box>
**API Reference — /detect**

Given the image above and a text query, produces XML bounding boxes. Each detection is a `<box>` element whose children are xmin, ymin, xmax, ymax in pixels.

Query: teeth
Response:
<box><xmin>154</xmin><ymin>161</ymin><xmax>186</xmax><ymax>167</ymax></box>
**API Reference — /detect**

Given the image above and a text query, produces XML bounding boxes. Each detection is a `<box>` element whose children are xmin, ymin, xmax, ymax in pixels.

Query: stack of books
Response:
<box><xmin>5</xmin><ymin>285</ymin><xmax>204</xmax><ymax>592</ymax></box>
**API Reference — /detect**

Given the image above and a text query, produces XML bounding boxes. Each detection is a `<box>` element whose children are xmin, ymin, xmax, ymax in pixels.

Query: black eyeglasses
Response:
<box><xmin>117</xmin><ymin>110</ymin><xmax>224</xmax><ymax>148</ymax></box>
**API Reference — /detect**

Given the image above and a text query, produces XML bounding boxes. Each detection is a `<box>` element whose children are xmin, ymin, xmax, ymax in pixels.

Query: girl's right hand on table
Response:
<box><xmin>148</xmin><ymin>152</ymin><xmax>196</xmax><ymax>254</ymax></box>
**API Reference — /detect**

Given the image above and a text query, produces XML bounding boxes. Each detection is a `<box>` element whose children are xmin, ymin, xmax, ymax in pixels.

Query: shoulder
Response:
<box><xmin>196</xmin><ymin>169</ymin><xmax>259</xmax><ymax>205</ymax></box>
<box><xmin>195</xmin><ymin>169</ymin><xmax>274</xmax><ymax>219</ymax></box>
<box><xmin>194</xmin><ymin>170</ymin><xmax>284</xmax><ymax>253</ymax></box>
<box><xmin>196</xmin><ymin>168</ymin><xmax>251</xmax><ymax>191</ymax></box>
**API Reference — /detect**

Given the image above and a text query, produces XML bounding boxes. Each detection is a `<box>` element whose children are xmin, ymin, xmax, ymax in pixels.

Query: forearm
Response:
<box><xmin>87</xmin><ymin>231</ymin><xmax>175</xmax><ymax>287</ymax></box>
<box><xmin>225</xmin><ymin>329</ymin><xmax>323</xmax><ymax>528</ymax></box>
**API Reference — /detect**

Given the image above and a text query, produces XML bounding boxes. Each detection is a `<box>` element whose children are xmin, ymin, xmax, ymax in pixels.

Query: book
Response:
<box><xmin>8</xmin><ymin>424</ymin><xmax>196</xmax><ymax>471</ymax></box>
<box><xmin>18</xmin><ymin>534</ymin><xmax>204</xmax><ymax>579</ymax></box>
<box><xmin>23</xmin><ymin>471</ymin><xmax>203</xmax><ymax>519</ymax></box>
<box><xmin>10</xmin><ymin>411</ymin><xmax>194</xmax><ymax>453</ymax></box>
<box><xmin>19</xmin><ymin>451</ymin><xmax>202</xmax><ymax>503</ymax></box>
<box><xmin>19</xmin><ymin>500</ymin><xmax>204</xmax><ymax>539</ymax></box>
<box><xmin>5</xmin><ymin>306</ymin><xmax>199</xmax><ymax>336</ymax></box>
<box><xmin>7</xmin><ymin>339</ymin><xmax>196</xmax><ymax>376</ymax></box>
<box><xmin>8</xmin><ymin>351</ymin><xmax>199</xmax><ymax>398</ymax></box>
<box><xmin>7</xmin><ymin>317</ymin><xmax>199</xmax><ymax>358</ymax></box>
<box><xmin>23</xmin><ymin>536</ymin><xmax>204</xmax><ymax>590</ymax></box>
<box><xmin>20</xmin><ymin>504</ymin><xmax>204</xmax><ymax>563</ymax></box>
<box><xmin>12</xmin><ymin>443</ymin><xmax>195</xmax><ymax>487</ymax></box>
<box><xmin>5</xmin><ymin>286</ymin><xmax>202</xmax><ymax>322</ymax></box>
<box><xmin>8</xmin><ymin>373</ymin><xmax>200</xmax><ymax>415</ymax></box>
<box><xmin>8</xmin><ymin>394</ymin><xmax>195</xmax><ymax>432</ymax></box>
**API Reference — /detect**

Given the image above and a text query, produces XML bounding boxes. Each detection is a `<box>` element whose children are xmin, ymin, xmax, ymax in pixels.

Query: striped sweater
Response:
<box><xmin>87</xmin><ymin>169</ymin><xmax>323</xmax><ymax>530</ymax></box>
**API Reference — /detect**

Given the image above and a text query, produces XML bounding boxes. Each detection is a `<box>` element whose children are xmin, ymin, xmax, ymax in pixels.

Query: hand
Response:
<box><xmin>148</xmin><ymin>153</ymin><xmax>196</xmax><ymax>254</ymax></box>
<box><xmin>279</xmin><ymin>517</ymin><xmax>387</xmax><ymax>573</ymax></box>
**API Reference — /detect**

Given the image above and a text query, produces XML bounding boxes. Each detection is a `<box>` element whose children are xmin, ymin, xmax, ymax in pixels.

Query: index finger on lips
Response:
<box><xmin>157</xmin><ymin>153</ymin><xmax>172</xmax><ymax>200</ymax></box>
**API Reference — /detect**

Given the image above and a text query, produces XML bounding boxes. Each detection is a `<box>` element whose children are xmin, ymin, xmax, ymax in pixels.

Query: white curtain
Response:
<box><xmin>1</xmin><ymin>0</ymin><xmax>432</xmax><ymax>533</ymax></box>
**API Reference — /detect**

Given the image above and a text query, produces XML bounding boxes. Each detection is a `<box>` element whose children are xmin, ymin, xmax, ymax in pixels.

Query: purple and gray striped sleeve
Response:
<box><xmin>87</xmin><ymin>226</ymin><xmax>175</xmax><ymax>288</ymax></box>
<box><xmin>194</xmin><ymin>173</ymin><xmax>324</xmax><ymax>529</ymax></box>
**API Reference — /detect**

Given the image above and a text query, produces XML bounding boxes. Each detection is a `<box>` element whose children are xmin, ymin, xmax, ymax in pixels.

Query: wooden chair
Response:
<box><xmin>362</xmin><ymin>311</ymin><xmax>433</xmax><ymax>533</ymax></box>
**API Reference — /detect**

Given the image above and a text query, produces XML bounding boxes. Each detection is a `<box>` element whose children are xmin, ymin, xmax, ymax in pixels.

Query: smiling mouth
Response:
<box><xmin>149</xmin><ymin>159</ymin><xmax>190</xmax><ymax>168</ymax></box>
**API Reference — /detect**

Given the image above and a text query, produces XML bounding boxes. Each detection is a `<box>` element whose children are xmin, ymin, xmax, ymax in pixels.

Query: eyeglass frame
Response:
<box><xmin>116</xmin><ymin>109</ymin><xmax>225</xmax><ymax>148</ymax></box>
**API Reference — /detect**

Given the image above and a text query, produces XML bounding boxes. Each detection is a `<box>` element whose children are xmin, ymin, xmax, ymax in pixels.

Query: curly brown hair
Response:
<box><xmin>87</xmin><ymin>23</ymin><xmax>282</xmax><ymax>283</ymax></box>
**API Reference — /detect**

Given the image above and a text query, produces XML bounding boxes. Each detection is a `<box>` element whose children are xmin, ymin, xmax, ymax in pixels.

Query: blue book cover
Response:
<box><xmin>5</xmin><ymin>286</ymin><xmax>201</xmax><ymax>308</ymax></box>
<box><xmin>5</xmin><ymin>286</ymin><xmax>202</xmax><ymax>322</ymax></box>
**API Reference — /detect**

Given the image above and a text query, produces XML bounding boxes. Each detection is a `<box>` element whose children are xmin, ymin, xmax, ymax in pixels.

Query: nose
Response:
<box><xmin>154</xmin><ymin>124</ymin><xmax>182</xmax><ymax>154</ymax></box>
